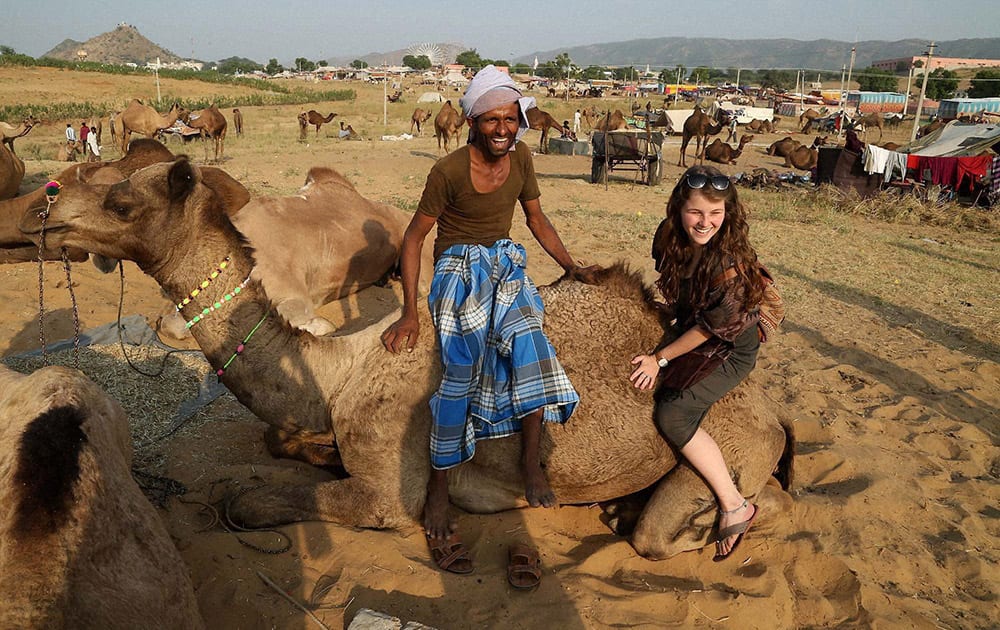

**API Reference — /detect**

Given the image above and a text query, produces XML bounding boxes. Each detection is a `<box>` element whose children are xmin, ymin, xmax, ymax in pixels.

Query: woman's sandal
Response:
<box><xmin>507</xmin><ymin>544</ymin><xmax>542</xmax><ymax>590</ymax></box>
<box><xmin>427</xmin><ymin>533</ymin><xmax>474</xmax><ymax>574</ymax></box>
<box><xmin>713</xmin><ymin>499</ymin><xmax>759</xmax><ymax>562</ymax></box>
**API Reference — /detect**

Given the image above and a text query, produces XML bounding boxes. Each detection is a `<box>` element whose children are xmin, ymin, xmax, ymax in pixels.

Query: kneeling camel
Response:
<box><xmin>20</xmin><ymin>159</ymin><xmax>793</xmax><ymax>560</ymax></box>
<box><xmin>0</xmin><ymin>365</ymin><xmax>202</xmax><ymax>629</ymax></box>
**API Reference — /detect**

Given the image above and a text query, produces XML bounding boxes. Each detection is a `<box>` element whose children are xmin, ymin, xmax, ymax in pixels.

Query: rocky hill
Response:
<box><xmin>42</xmin><ymin>23</ymin><xmax>182</xmax><ymax>65</ymax></box>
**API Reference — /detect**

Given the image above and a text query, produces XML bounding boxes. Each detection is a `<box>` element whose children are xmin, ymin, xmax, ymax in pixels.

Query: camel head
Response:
<box><xmin>19</xmin><ymin>159</ymin><xmax>247</xmax><ymax>273</ymax></box>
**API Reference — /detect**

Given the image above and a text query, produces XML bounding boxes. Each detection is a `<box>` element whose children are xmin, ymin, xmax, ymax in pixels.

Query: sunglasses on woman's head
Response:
<box><xmin>683</xmin><ymin>173</ymin><xmax>731</xmax><ymax>191</ymax></box>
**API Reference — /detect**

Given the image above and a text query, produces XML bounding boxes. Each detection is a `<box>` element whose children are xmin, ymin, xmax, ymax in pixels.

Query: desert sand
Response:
<box><xmin>1</xmin><ymin>68</ymin><xmax>997</xmax><ymax>629</ymax></box>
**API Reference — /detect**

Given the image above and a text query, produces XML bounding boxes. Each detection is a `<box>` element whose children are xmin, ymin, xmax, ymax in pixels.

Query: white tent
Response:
<box><xmin>907</xmin><ymin>121</ymin><xmax>1000</xmax><ymax>157</ymax></box>
<box><xmin>719</xmin><ymin>102</ymin><xmax>775</xmax><ymax>123</ymax></box>
<box><xmin>417</xmin><ymin>92</ymin><xmax>445</xmax><ymax>103</ymax></box>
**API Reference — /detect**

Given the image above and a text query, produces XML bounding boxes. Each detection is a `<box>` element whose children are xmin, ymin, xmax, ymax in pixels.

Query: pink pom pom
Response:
<box><xmin>216</xmin><ymin>369</ymin><xmax>225</xmax><ymax>376</ymax></box>
<box><xmin>236</xmin><ymin>343</ymin><xmax>245</xmax><ymax>354</ymax></box>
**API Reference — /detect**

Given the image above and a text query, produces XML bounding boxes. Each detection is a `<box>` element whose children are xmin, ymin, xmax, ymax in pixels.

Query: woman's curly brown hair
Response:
<box><xmin>652</xmin><ymin>165</ymin><xmax>763</xmax><ymax>311</ymax></box>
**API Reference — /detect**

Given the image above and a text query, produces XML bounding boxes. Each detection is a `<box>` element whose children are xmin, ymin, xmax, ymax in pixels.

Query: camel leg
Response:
<box><xmin>630</xmin><ymin>393</ymin><xmax>790</xmax><ymax>559</ymax></box>
<box><xmin>273</xmin><ymin>297</ymin><xmax>337</xmax><ymax>336</ymax></box>
<box><xmin>263</xmin><ymin>425</ymin><xmax>341</xmax><ymax>467</ymax></box>
<box><xmin>227</xmin><ymin>475</ymin><xmax>417</xmax><ymax>529</ymax></box>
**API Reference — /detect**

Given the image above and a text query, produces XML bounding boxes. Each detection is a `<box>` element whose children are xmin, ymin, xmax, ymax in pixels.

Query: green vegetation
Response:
<box><xmin>925</xmin><ymin>68</ymin><xmax>959</xmax><ymax>100</ymax></box>
<box><xmin>968</xmin><ymin>69</ymin><xmax>1000</xmax><ymax>98</ymax></box>
<box><xmin>0</xmin><ymin>49</ymin><xmax>280</xmax><ymax>91</ymax></box>
<box><xmin>402</xmin><ymin>55</ymin><xmax>431</xmax><ymax>70</ymax></box>
<box><xmin>351</xmin><ymin>59</ymin><xmax>368</xmax><ymax>69</ymax></box>
<box><xmin>855</xmin><ymin>66</ymin><xmax>898</xmax><ymax>92</ymax></box>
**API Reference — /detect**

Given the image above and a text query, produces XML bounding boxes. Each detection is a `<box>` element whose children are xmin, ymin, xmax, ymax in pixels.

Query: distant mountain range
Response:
<box><xmin>515</xmin><ymin>37</ymin><xmax>1000</xmax><ymax>72</ymax></box>
<box><xmin>43</xmin><ymin>23</ymin><xmax>182</xmax><ymax>65</ymax></box>
<box><xmin>35</xmin><ymin>25</ymin><xmax>1000</xmax><ymax>73</ymax></box>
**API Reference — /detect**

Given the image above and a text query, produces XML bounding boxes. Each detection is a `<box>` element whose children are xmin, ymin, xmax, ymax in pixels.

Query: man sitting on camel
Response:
<box><xmin>382</xmin><ymin>65</ymin><xmax>599</xmax><ymax>573</ymax></box>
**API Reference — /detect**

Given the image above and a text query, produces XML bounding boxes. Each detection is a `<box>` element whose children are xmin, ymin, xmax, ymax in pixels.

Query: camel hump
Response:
<box><xmin>12</xmin><ymin>405</ymin><xmax>88</xmax><ymax>538</ymax></box>
<box><xmin>304</xmin><ymin>166</ymin><xmax>355</xmax><ymax>191</ymax></box>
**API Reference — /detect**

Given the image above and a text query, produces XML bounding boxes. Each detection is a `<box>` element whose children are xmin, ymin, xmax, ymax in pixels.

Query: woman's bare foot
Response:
<box><xmin>715</xmin><ymin>499</ymin><xmax>756</xmax><ymax>559</ymax></box>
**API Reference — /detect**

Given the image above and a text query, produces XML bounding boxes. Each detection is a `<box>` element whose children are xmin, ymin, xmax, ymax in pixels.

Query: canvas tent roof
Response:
<box><xmin>906</xmin><ymin>121</ymin><xmax>1000</xmax><ymax>157</ymax></box>
<box><xmin>417</xmin><ymin>92</ymin><xmax>445</xmax><ymax>103</ymax></box>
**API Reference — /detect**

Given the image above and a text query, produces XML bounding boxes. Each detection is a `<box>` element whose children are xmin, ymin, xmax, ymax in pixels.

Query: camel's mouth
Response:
<box><xmin>17</xmin><ymin>211</ymin><xmax>69</xmax><ymax>237</ymax></box>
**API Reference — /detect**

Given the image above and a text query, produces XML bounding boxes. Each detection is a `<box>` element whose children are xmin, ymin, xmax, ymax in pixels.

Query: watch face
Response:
<box><xmin>658</xmin><ymin>357</ymin><xmax>669</xmax><ymax>368</ymax></box>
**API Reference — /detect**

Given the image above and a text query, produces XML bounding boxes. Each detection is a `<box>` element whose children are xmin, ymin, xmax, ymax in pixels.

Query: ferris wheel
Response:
<box><xmin>407</xmin><ymin>43</ymin><xmax>446</xmax><ymax>66</ymax></box>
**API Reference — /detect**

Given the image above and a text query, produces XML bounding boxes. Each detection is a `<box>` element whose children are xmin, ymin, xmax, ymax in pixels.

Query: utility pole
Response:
<box><xmin>838</xmin><ymin>64</ymin><xmax>847</xmax><ymax>140</ymax></box>
<box><xmin>911</xmin><ymin>42</ymin><xmax>936</xmax><ymax>142</ymax></box>
<box><xmin>845</xmin><ymin>46</ymin><xmax>857</xmax><ymax>113</ymax></box>
<box><xmin>903</xmin><ymin>62</ymin><xmax>915</xmax><ymax>114</ymax></box>
<box><xmin>382</xmin><ymin>57</ymin><xmax>387</xmax><ymax>127</ymax></box>
<box><xmin>673</xmin><ymin>66</ymin><xmax>681</xmax><ymax>108</ymax></box>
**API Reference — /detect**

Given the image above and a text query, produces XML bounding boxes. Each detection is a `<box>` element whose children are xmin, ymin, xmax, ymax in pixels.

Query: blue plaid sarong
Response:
<box><xmin>427</xmin><ymin>240</ymin><xmax>579</xmax><ymax>470</ymax></box>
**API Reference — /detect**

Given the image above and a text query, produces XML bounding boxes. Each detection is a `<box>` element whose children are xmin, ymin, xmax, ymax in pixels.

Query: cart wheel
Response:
<box><xmin>591</xmin><ymin>158</ymin><xmax>607</xmax><ymax>184</ymax></box>
<box><xmin>646</xmin><ymin>159</ymin><xmax>662</xmax><ymax>186</ymax></box>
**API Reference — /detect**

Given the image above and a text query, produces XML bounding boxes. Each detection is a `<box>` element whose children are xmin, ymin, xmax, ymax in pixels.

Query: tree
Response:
<box><xmin>856</xmin><ymin>66</ymin><xmax>898</xmax><ymax>92</ymax></box>
<box><xmin>265</xmin><ymin>58</ymin><xmax>284</xmax><ymax>75</ymax></box>
<box><xmin>455</xmin><ymin>50</ymin><xmax>483</xmax><ymax>69</ymax></box>
<box><xmin>402</xmin><ymin>54</ymin><xmax>432</xmax><ymax>70</ymax></box>
<box><xmin>294</xmin><ymin>57</ymin><xmax>316</xmax><ymax>72</ymax></box>
<box><xmin>581</xmin><ymin>66</ymin><xmax>609</xmax><ymax>81</ymax></box>
<box><xmin>757</xmin><ymin>69</ymin><xmax>797</xmax><ymax>90</ymax></box>
<box><xmin>511</xmin><ymin>63</ymin><xmax>531</xmax><ymax>75</ymax></box>
<box><xmin>0</xmin><ymin>46</ymin><xmax>15</xmax><ymax>56</ymax></box>
<box><xmin>925</xmin><ymin>68</ymin><xmax>959</xmax><ymax>101</ymax></box>
<box><xmin>216</xmin><ymin>56</ymin><xmax>262</xmax><ymax>75</ymax></box>
<box><xmin>688</xmin><ymin>66</ymin><xmax>725</xmax><ymax>84</ymax></box>
<box><xmin>317</xmin><ymin>60</ymin><xmax>327</xmax><ymax>67</ymax></box>
<box><xmin>969</xmin><ymin>69</ymin><xmax>1000</xmax><ymax>98</ymax></box>
<box><xmin>350</xmin><ymin>59</ymin><xmax>368</xmax><ymax>69</ymax></box>
<box><xmin>553</xmin><ymin>53</ymin><xmax>572</xmax><ymax>81</ymax></box>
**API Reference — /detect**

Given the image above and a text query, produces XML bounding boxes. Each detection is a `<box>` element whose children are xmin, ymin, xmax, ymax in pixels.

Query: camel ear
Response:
<box><xmin>167</xmin><ymin>159</ymin><xmax>198</xmax><ymax>204</ymax></box>
<box><xmin>200</xmin><ymin>167</ymin><xmax>250</xmax><ymax>217</ymax></box>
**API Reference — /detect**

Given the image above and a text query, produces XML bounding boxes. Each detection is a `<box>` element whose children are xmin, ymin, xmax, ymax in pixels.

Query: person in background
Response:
<box><xmin>65</xmin><ymin>123</ymin><xmax>76</xmax><ymax>144</ymax></box>
<box><xmin>79</xmin><ymin>121</ymin><xmax>90</xmax><ymax>157</ymax></box>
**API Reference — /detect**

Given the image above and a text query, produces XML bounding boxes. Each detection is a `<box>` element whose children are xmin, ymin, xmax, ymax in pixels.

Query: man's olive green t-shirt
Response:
<box><xmin>417</xmin><ymin>141</ymin><xmax>541</xmax><ymax>260</ymax></box>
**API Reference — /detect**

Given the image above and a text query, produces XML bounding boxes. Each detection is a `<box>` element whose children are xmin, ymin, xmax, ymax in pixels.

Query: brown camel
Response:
<box><xmin>917</xmin><ymin>118</ymin><xmax>945</xmax><ymax>139</ymax></box>
<box><xmin>0</xmin><ymin>142</ymin><xmax>25</xmax><ymax>200</ymax></box>
<box><xmin>185</xmin><ymin>104</ymin><xmax>227</xmax><ymax>162</ymax></box>
<box><xmin>766</xmin><ymin>137</ymin><xmax>801</xmax><ymax>158</ymax></box>
<box><xmin>117</xmin><ymin>100</ymin><xmax>188</xmax><ymax>153</ymax></box>
<box><xmin>880</xmin><ymin>141</ymin><xmax>902</xmax><ymax>151</ymax></box>
<box><xmin>0</xmin><ymin>364</ymin><xmax>203</xmax><ymax>629</ymax></box>
<box><xmin>797</xmin><ymin>107</ymin><xmax>827</xmax><ymax>132</ymax></box>
<box><xmin>232</xmin><ymin>108</ymin><xmax>244</xmax><ymax>136</ymax></box>
<box><xmin>746</xmin><ymin>119</ymin><xmax>773</xmax><ymax>134</ymax></box>
<box><xmin>433</xmin><ymin>100</ymin><xmax>465</xmax><ymax>153</ymax></box>
<box><xmin>107</xmin><ymin>111</ymin><xmax>123</xmax><ymax>151</ymax></box>
<box><xmin>156</xmin><ymin>165</ymin><xmax>430</xmax><ymax>339</ymax></box>
<box><xmin>580</xmin><ymin>106</ymin><xmax>601</xmax><ymax>130</ymax></box>
<box><xmin>525</xmin><ymin>106</ymin><xmax>566</xmax><ymax>153</ymax></box>
<box><xmin>593</xmin><ymin>109</ymin><xmax>628</xmax><ymax>132</ymax></box>
<box><xmin>784</xmin><ymin>136</ymin><xmax>829</xmax><ymax>171</ymax></box>
<box><xmin>20</xmin><ymin>158</ymin><xmax>793</xmax><ymax>561</ymax></box>
<box><xmin>678</xmin><ymin>106</ymin><xmax>731</xmax><ymax>167</ymax></box>
<box><xmin>410</xmin><ymin>108</ymin><xmax>432</xmax><ymax>135</ymax></box>
<box><xmin>300</xmin><ymin>110</ymin><xmax>337</xmax><ymax>137</ymax></box>
<box><xmin>0</xmin><ymin>138</ymin><xmax>173</xmax><ymax>264</ymax></box>
<box><xmin>0</xmin><ymin>116</ymin><xmax>37</xmax><ymax>154</ymax></box>
<box><xmin>704</xmin><ymin>134</ymin><xmax>755</xmax><ymax>165</ymax></box>
<box><xmin>56</xmin><ymin>140</ymin><xmax>82</xmax><ymax>162</ymax></box>
<box><xmin>852</xmin><ymin>112</ymin><xmax>884</xmax><ymax>142</ymax></box>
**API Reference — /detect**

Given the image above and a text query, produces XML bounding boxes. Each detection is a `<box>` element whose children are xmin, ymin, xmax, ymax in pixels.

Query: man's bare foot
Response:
<box><xmin>523</xmin><ymin>460</ymin><xmax>556</xmax><ymax>508</ymax></box>
<box><xmin>423</xmin><ymin>469</ymin><xmax>453</xmax><ymax>540</ymax></box>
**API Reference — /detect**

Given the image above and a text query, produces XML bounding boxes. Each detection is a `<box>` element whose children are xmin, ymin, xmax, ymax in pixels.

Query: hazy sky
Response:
<box><xmin>6</xmin><ymin>0</ymin><xmax>999</xmax><ymax>65</ymax></box>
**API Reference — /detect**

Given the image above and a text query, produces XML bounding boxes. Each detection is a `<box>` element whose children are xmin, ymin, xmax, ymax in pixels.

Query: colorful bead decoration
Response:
<box><xmin>184</xmin><ymin>275</ymin><xmax>251</xmax><ymax>329</ymax></box>
<box><xmin>216</xmin><ymin>314</ymin><xmax>269</xmax><ymax>378</ymax></box>
<box><xmin>176</xmin><ymin>256</ymin><xmax>231</xmax><ymax>311</ymax></box>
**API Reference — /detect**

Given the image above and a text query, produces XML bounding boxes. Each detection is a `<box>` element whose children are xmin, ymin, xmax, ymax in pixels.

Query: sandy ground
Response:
<box><xmin>1</xmin><ymin>70</ymin><xmax>998</xmax><ymax>629</ymax></box>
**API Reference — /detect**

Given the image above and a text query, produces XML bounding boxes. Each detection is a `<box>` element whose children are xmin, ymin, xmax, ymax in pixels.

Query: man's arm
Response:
<box><xmin>381</xmin><ymin>211</ymin><xmax>437</xmax><ymax>353</ymax></box>
<box><xmin>521</xmin><ymin>197</ymin><xmax>601</xmax><ymax>283</ymax></box>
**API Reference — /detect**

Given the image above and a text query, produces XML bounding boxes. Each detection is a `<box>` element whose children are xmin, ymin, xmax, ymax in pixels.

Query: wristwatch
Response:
<box><xmin>656</xmin><ymin>354</ymin><xmax>669</xmax><ymax>368</ymax></box>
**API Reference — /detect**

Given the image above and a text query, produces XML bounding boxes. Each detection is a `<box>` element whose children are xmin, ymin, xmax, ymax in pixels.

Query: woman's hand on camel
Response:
<box><xmin>629</xmin><ymin>354</ymin><xmax>660</xmax><ymax>390</ymax></box>
<box><xmin>381</xmin><ymin>316</ymin><xmax>419</xmax><ymax>353</ymax></box>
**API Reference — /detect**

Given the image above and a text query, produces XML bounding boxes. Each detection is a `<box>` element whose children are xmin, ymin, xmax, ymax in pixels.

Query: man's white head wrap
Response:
<box><xmin>459</xmin><ymin>65</ymin><xmax>536</xmax><ymax>145</ymax></box>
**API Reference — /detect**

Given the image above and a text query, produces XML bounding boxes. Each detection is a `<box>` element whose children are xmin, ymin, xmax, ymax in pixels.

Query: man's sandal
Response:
<box><xmin>713</xmin><ymin>500</ymin><xmax>759</xmax><ymax>562</ymax></box>
<box><xmin>427</xmin><ymin>533</ymin><xmax>474</xmax><ymax>574</ymax></box>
